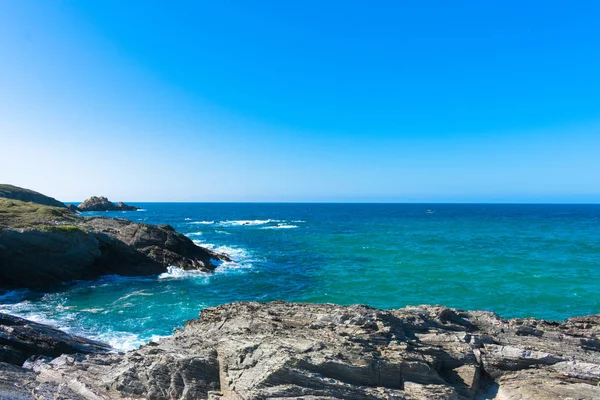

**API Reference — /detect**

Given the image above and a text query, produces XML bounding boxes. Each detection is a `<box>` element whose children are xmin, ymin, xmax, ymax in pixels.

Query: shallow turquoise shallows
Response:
<box><xmin>1</xmin><ymin>203</ymin><xmax>599</xmax><ymax>350</ymax></box>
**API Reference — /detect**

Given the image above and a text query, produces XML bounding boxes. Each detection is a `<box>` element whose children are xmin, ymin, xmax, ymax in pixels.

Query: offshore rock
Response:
<box><xmin>77</xmin><ymin>196</ymin><xmax>139</xmax><ymax>211</ymax></box>
<box><xmin>27</xmin><ymin>302</ymin><xmax>600</xmax><ymax>400</ymax></box>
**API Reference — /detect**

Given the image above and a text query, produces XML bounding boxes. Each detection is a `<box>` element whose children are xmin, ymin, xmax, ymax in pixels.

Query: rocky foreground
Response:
<box><xmin>0</xmin><ymin>185</ymin><xmax>230</xmax><ymax>289</ymax></box>
<box><xmin>1</xmin><ymin>302</ymin><xmax>599</xmax><ymax>399</ymax></box>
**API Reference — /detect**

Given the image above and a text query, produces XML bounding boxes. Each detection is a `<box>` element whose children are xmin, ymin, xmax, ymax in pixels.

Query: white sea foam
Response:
<box><xmin>112</xmin><ymin>290</ymin><xmax>153</xmax><ymax>303</ymax></box>
<box><xmin>202</xmin><ymin>243</ymin><xmax>249</xmax><ymax>261</ymax></box>
<box><xmin>80</xmin><ymin>308</ymin><xmax>105</xmax><ymax>314</ymax></box>
<box><xmin>136</xmin><ymin>209</ymin><xmax>147</xmax><ymax>212</ymax></box>
<box><xmin>261</xmin><ymin>224</ymin><xmax>298</xmax><ymax>229</ymax></box>
<box><xmin>158</xmin><ymin>266</ymin><xmax>210</xmax><ymax>280</ymax></box>
<box><xmin>189</xmin><ymin>221</ymin><xmax>215</xmax><ymax>225</ymax></box>
<box><xmin>218</xmin><ymin>219</ymin><xmax>280</xmax><ymax>227</ymax></box>
<box><xmin>184</xmin><ymin>218</ymin><xmax>192</xmax><ymax>221</ymax></box>
<box><xmin>187</xmin><ymin>232</ymin><xmax>203</xmax><ymax>236</ymax></box>
<box><xmin>215</xmin><ymin>261</ymin><xmax>252</xmax><ymax>273</ymax></box>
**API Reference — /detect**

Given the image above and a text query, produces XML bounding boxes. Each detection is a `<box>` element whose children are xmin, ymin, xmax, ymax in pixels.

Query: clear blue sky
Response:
<box><xmin>1</xmin><ymin>1</ymin><xmax>598</xmax><ymax>202</ymax></box>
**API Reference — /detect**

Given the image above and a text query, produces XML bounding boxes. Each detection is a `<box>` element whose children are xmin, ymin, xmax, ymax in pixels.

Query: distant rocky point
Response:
<box><xmin>77</xmin><ymin>196</ymin><xmax>139</xmax><ymax>211</ymax></box>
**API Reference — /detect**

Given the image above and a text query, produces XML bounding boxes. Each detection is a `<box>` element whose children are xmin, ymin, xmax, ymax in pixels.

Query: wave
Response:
<box><xmin>202</xmin><ymin>243</ymin><xmax>249</xmax><ymax>261</ymax></box>
<box><xmin>184</xmin><ymin>218</ymin><xmax>192</xmax><ymax>221</ymax></box>
<box><xmin>187</xmin><ymin>232</ymin><xmax>203</xmax><ymax>236</ymax></box>
<box><xmin>135</xmin><ymin>209</ymin><xmax>147</xmax><ymax>212</ymax></box>
<box><xmin>218</xmin><ymin>219</ymin><xmax>280</xmax><ymax>227</ymax></box>
<box><xmin>95</xmin><ymin>330</ymin><xmax>168</xmax><ymax>352</ymax></box>
<box><xmin>261</xmin><ymin>224</ymin><xmax>298</xmax><ymax>230</ymax></box>
<box><xmin>189</xmin><ymin>221</ymin><xmax>214</xmax><ymax>225</ymax></box>
<box><xmin>158</xmin><ymin>266</ymin><xmax>210</xmax><ymax>280</ymax></box>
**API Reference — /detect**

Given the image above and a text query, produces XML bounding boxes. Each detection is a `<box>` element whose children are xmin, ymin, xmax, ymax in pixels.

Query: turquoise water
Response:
<box><xmin>1</xmin><ymin>203</ymin><xmax>599</xmax><ymax>350</ymax></box>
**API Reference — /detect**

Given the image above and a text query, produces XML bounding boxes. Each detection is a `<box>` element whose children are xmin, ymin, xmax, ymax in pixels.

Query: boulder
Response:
<box><xmin>77</xmin><ymin>196</ymin><xmax>139</xmax><ymax>212</ymax></box>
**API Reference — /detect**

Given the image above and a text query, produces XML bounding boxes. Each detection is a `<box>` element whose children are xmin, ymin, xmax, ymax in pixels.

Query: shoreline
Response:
<box><xmin>1</xmin><ymin>301</ymin><xmax>599</xmax><ymax>399</ymax></box>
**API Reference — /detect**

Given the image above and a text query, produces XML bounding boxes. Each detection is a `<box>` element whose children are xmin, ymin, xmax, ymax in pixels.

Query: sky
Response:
<box><xmin>0</xmin><ymin>1</ymin><xmax>599</xmax><ymax>202</ymax></box>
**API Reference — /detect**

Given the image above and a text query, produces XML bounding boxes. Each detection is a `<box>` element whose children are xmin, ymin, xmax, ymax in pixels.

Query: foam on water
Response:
<box><xmin>158</xmin><ymin>266</ymin><xmax>210</xmax><ymax>280</ymax></box>
<box><xmin>261</xmin><ymin>224</ymin><xmax>298</xmax><ymax>229</ymax></box>
<box><xmin>218</xmin><ymin>219</ymin><xmax>280</xmax><ymax>227</ymax></box>
<box><xmin>189</xmin><ymin>221</ymin><xmax>215</xmax><ymax>225</ymax></box>
<box><xmin>95</xmin><ymin>330</ymin><xmax>168</xmax><ymax>352</ymax></box>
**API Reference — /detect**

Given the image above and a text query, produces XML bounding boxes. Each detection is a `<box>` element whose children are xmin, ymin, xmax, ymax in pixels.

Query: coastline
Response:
<box><xmin>1</xmin><ymin>301</ymin><xmax>599</xmax><ymax>399</ymax></box>
<box><xmin>1</xmin><ymin>186</ymin><xmax>599</xmax><ymax>399</ymax></box>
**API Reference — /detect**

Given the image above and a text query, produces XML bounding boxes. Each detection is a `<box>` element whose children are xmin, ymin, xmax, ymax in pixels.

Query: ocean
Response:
<box><xmin>1</xmin><ymin>203</ymin><xmax>599</xmax><ymax>351</ymax></box>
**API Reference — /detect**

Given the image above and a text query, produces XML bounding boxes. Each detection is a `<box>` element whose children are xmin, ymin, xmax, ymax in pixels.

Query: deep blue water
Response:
<box><xmin>1</xmin><ymin>203</ymin><xmax>599</xmax><ymax>350</ymax></box>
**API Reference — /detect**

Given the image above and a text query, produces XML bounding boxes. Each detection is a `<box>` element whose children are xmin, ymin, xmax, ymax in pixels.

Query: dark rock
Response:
<box><xmin>0</xmin><ymin>218</ymin><xmax>230</xmax><ymax>289</ymax></box>
<box><xmin>78</xmin><ymin>196</ymin><xmax>139</xmax><ymax>212</ymax></box>
<box><xmin>27</xmin><ymin>302</ymin><xmax>600</xmax><ymax>399</ymax></box>
<box><xmin>0</xmin><ymin>313</ymin><xmax>111</xmax><ymax>366</ymax></box>
<box><xmin>0</xmin><ymin>186</ymin><xmax>231</xmax><ymax>290</ymax></box>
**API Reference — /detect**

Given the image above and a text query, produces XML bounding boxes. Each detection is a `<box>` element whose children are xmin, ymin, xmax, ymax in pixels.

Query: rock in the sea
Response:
<box><xmin>0</xmin><ymin>313</ymin><xmax>111</xmax><ymax>367</ymax></box>
<box><xmin>28</xmin><ymin>302</ymin><xmax>600</xmax><ymax>400</ymax></box>
<box><xmin>78</xmin><ymin>196</ymin><xmax>139</xmax><ymax>211</ymax></box>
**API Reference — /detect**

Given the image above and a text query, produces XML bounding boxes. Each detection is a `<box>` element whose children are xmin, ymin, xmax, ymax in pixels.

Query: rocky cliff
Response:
<box><xmin>0</xmin><ymin>186</ymin><xmax>230</xmax><ymax>289</ymax></box>
<box><xmin>3</xmin><ymin>302</ymin><xmax>598</xmax><ymax>400</ymax></box>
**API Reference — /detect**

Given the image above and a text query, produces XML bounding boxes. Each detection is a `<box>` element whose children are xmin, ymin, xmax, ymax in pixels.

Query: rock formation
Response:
<box><xmin>0</xmin><ymin>313</ymin><xmax>110</xmax><ymax>400</ymax></box>
<box><xmin>0</xmin><ymin>313</ymin><xmax>111</xmax><ymax>366</ymax></box>
<box><xmin>77</xmin><ymin>196</ymin><xmax>139</xmax><ymax>211</ymax></box>
<box><xmin>0</xmin><ymin>184</ymin><xmax>66</xmax><ymax>209</ymax></box>
<box><xmin>0</xmin><ymin>186</ymin><xmax>230</xmax><ymax>289</ymax></box>
<box><xmin>3</xmin><ymin>301</ymin><xmax>596</xmax><ymax>400</ymax></box>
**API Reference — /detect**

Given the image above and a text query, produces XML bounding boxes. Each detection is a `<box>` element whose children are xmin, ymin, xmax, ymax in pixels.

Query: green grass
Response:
<box><xmin>38</xmin><ymin>225</ymin><xmax>86</xmax><ymax>234</ymax></box>
<box><xmin>0</xmin><ymin>198</ymin><xmax>79</xmax><ymax>229</ymax></box>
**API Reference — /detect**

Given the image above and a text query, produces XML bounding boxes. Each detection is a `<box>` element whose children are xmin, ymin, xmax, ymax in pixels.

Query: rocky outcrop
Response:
<box><xmin>0</xmin><ymin>313</ymin><xmax>111</xmax><ymax>366</ymax></box>
<box><xmin>0</xmin><ymin>184</ymin><xmax>66</xmax><ymax>209</ymax></box>
<box><xmin>78</xmin><ymin>196</ymin><xmax>139</xmax><ymax>211</ymax></box>
<box><xmin>10</xmin><ymin>302</ymin><xmax>596</xmax><ymax>400</ymax></box>
<box><xmin>0</xmin><ymin>218</ymin><xmax>230</xmax><ymax>289</ymax></box>
<box><xmin>0</xmin><ymin>186</ymin><xmax>231</xmax><ymax>289</ymax></box>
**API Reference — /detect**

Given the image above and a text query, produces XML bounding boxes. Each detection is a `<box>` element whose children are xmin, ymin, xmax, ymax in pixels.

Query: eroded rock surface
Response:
<box><xmin>27</xmin><ymin>302</ymin><xmax>600</xmax><ymax>400</ymax></box>
<box><xmin>0</xmin><ymin>313</ymin><xmax>111</xmax><ymax>367</ymax></box>
<box><xmin>0</xmin><ymin>186</ymin><xmax>231</xmax><ymax>289</ymax></box>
